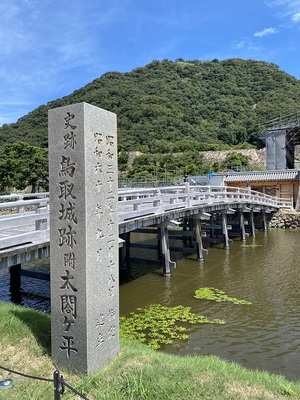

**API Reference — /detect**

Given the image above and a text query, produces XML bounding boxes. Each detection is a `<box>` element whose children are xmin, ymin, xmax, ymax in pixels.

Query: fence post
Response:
<box><xmin>53</xmin><ymin>370</ymin><xmax>62</xmax><ymax>400</ymax></box>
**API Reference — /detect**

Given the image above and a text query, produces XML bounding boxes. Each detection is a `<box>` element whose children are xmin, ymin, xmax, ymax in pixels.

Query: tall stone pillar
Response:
<box><xmin>48</xmin><ymin>102</ymin><xmax>119</xmax><ymax>374</ymax></box>
<box><xmin>265</xmin><ymin>129</ymin><xmax>287</xmax><ymax>170</ymax></box>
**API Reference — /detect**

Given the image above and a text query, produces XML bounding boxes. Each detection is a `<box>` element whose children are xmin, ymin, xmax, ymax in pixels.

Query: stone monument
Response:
<box><xmin>48</xmin><ymin>102</ymin><xmax>119</xmax><ymax>374</ymax></box>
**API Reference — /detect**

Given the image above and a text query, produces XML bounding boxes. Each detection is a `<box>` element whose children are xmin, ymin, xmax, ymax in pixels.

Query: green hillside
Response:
<box><xmin>1</xmin><ymin>58</ymin><xmax>300</xmax><ymax>151</ymax></box>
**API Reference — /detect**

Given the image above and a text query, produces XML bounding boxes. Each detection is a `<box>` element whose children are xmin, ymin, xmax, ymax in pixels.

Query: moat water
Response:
<box><xmin>0</xmin><ymin>229</ymin><xmax>299</xmax><ymax>381</ymax></box>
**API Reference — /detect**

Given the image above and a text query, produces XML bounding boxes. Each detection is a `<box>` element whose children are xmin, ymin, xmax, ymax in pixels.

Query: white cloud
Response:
<box><xmin>0</xmin><ymin>0</ymin><xmax>133</xmax><ymax>124</ymax></box>
<box><xmin>291</xmin><ymin>11</ymin><xmax>300</xmax><ymax>20</ymax></box>
<box><xmin>265</xmin><ymin>0</ymin><xmax>300</xmax><ymax>8</ymax></box>
<box><xmin>254</xmin><ymin>27</ymin><xmax>278</xmax><ymax>37</ymax></box>
<box><xmin>265</xmin><ymin>0</ymin><xmax>300</xmax><ymax>22</ymax></box>
<box><xmin>234</xmin><ymin>41</ymin><xmax>246</xmax><ymax>49</ymax></box>
<box><xmin>231</xmin><ymin>39</ymin><xmax>269</xmax><ymax>60</ymax></box>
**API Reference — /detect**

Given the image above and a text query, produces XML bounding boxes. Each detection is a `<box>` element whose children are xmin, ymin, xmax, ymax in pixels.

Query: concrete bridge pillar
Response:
<box><xmin>193</xmin><ymin>216</ymin><xmax>206</xmax><ymax>261</ymax></box>
<box><xmin>182</xmin><ymin>217</ymin><xmax>193</xmax><ymax>248</ymax></box>
<box><xmin>9</xmin><ymin>264</ymin><xmax>21</xmax><ymax>304</ymax></box>
<box><xmin>222</xmin><ymin>211</ymin><xmax>230</xmax><ymax>249</ymax></box>
<box><xmin>250</xmin><ymin>210</ymin><xmax>256</xmax><ymax>236</ymax></box>
<box><xmin>159</xmin><ymin>221</ymin><xmax>176</xmax><ymax>276</ymax></box>
<box><xmin>188</xmin><ymin>217</ymin><xmax>194</xmax><ymax>248</ymax></box>
<box><xmin>262</xmin><ymin>210</ymin><xmax>268</xmax><ymax>231</ymax></box>
<box><xmin>239</xmin><ymin>210</ymin><xmax>246</xmax><ymax>241</ymax></box>
<box><xmin>209</xmin><ymin>215</ymin><xmax>215</xmax><ymax>240</ymax></box>
<box><xmin>119</xmin><ymin>232</ymin><xmax>130</xmax><ymax>270</ymax></box>
<box><xmin>157</xmin><ymin>225</ymin><xmax>162</xmax><ymax>260</ymax></box>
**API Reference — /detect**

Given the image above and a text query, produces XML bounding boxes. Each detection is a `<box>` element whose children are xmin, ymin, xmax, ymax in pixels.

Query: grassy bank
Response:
<box><xmin>0</xmin><ymin>302</ymin><xmax>299</xmax><ymax>400</ymax></box>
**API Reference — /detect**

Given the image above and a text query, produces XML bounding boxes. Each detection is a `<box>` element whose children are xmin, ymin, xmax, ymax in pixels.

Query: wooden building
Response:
<box><xmin>222</xmin><ymin>170</ymin><xmax>300</xmax><ymax>210</ymax></box>
<box><xmin>215</xmin><ymin>116</ymin><xmax>300</xmax><ymax>210</ymax></box>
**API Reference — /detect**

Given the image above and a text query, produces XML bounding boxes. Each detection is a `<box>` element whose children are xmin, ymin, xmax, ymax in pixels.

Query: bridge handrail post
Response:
<box><xmin>17</xmin><ymin>197</ymin><xmax>25</xmax><ymax>214</ymax></box>
<box><xmin>220</xmin><ymin>186</ymin><xmax>225</xmax><ymax>200</ymax></box>
<box><xmin>184</xmin><ymin>182</ymin><xmax>190</xmax><ymax>207</ymax></box>
<box><xmin>247</xmin><ymin>187</ymin><xmax>251</xmax><ymax>201</ymax></box>
<box><xmin>276</xmin><ymin>196</ymin><xmax>293</xmax><ymax>209</ymax></box>
<box><xmin>235</xmin><ymin>188</ymin><xmax>238</xmax><ymax>198</ymax></box>
<box><xmin>153</xmin><ymin>189</ymin><xmax>161</xmax><ymax>208</ymax></box>
<box><xmin>206</xmin><ymin>186</ymin><xmax>212</xmax><ymax>202</ymax></box>
<box><xmin>35</xmin><ymin>202</ymin><xmax>49</xmax><ymax>231</ymax></box>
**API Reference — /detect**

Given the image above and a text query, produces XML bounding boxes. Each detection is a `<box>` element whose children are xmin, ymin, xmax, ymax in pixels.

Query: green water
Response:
<box><xmin>119</xmin><ymin>229</ymin><xmax>300</xmax><ymax>381</ymax></box>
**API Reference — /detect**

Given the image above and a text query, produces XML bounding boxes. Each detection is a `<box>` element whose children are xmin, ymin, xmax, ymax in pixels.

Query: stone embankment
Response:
<box><xmin>269</xmin><ymin>211</ymin><xmax>300</xmax><ymax>229</ymax></box>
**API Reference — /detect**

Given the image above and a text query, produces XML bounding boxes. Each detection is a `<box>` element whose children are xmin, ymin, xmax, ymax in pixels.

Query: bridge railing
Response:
<box><xmin>190</xmin><ymin>185</ymin><xmax>293</xmax><ymax>208</ymax></box>
<box><xmin>0</xmin><ymin>194</ymin><xmax>50</xmax><ymax>249</ymax></box>
<box><xmin>117</xmin><ymin>184</ymin><xmax>292</xmax><ymax>222</ymax></box>
<box><xmin>0</xmin><ymin>185</ymin><xmax>292</xmax><ymax>249</ymax></box>
<box><xmin>0</xmin><ymin>186</ymin><xmax>292</xmax><ymax>219</ymax></box>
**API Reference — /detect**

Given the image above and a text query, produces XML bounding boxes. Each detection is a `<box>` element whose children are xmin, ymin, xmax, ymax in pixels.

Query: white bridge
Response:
<box><xmin>0</xmin><ymin>184</ymin><xmax>291</xmax><ymax>275</ymax></box>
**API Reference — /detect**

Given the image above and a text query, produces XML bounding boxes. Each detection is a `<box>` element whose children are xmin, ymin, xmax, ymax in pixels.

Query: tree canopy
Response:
<box><xmin>0</xmin><ymin>142</ymin><xmax>48</xmax><ymax>193</ymax></box>
<box><xmin>1</xmin><ymin>58</ymin><xmax>300</xmax><ymax>152</ymax></box>
<box><xmin>1</xmin><ymin>58</ymin><xmax>300</xmax><ymax>186</ymax></box>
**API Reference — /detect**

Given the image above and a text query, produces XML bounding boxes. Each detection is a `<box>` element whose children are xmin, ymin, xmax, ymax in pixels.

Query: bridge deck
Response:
<box><xmin>0</xmin><ymin>185</ymin><xmax>291</xmax><ymax>268</ymax></box>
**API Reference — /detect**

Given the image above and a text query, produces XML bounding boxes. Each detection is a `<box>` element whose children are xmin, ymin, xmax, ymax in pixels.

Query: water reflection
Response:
<box><xmin>0</xmin><ymin>259</ymin><xmax>51</xmax><ymax>312</ymax></box>
<box><xmin>120</xmin><ymin>229</ymin><xmax>300</xmax><ymax>381</ymax></box>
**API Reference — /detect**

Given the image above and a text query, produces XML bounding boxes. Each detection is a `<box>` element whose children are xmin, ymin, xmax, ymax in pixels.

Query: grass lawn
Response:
<box><xmin>0</xmin><ymin>301</ymin><xmax>299</xmax><ymax>399</ymax></box>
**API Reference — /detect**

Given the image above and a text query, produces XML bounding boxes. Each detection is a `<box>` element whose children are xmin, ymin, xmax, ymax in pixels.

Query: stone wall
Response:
<box><xmin>269</xmin><ymin>211</ymin><xmax>300</xmax><ymax>229</ymax></box>
<box><xmin>201</xmin><ymin>148</ymin><xmax>266</xmax><ymax>169</ymax></box>
<box><xmin>128</xmin><ymin>148</ymin><xmax>266</xmax><ymax>169</ymax></box>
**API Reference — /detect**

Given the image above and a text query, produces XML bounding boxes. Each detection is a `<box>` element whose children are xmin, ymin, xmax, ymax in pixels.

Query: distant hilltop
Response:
<box><xmin>1</xmin><ymin>58</ymin><xmax>300</xmax><ymax>150</ymax></box>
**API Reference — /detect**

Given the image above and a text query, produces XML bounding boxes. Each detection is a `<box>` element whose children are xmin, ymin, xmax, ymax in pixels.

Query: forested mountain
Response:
<box><xmin>1</xmin><ymin>58</ymin><xmax>300</xmax><ymax>153</ymax></box>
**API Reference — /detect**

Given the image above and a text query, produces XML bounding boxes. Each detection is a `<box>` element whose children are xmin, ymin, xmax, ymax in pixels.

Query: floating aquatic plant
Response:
<box><xmin>120</xmin><ymin>304</ymin><xmax>225</xmax><ymax>349</ymax></box>
<box><xmin>194</xmin><ymin>287</ymin><xmax>252</xmax><ymax>305</ymax></box>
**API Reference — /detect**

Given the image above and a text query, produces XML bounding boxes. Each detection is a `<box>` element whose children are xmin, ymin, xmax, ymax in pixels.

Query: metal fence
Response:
<box><xmin>0</xmin><ymin>365</ymin><xmax>89</xmax><ymax>399</ymax></box>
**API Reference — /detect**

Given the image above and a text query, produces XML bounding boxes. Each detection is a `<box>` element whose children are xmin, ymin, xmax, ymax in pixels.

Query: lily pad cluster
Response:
<box><xmin>194</xmin><ymin>287</ymin><xmax>252</xmax><ymax>305</ymax></box>
<box><xmin>120</xmin><ymin>304</ymin><xmax>225</xmax><ymax>349</ymax></box>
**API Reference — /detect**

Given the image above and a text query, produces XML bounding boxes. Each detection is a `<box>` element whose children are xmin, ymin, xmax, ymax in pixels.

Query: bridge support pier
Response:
<box><xmin>193</xmin><ymin>216</ymin><xmax>207</xmax><ymax>261</ymax></box>
<box><xmin>262</xmin><ymin>210</ymin><xmax>267</xmax><ymax>231</ymax></box>
<box><xmin>239</xmin><ymin>210</ymin><xmax>246</xmax><ymax>241</ymax></box>
<box><xmin>222</xmin><ymin>211</ymin><xmax>230</xmax><ymax>249</ymax></box>
<box><xmin>250</xmin><ymin>210</ymin><xmax>256</xmax><ymax>236</ymax></box>
<box><xmin>9</xmin><ymin>264</ymin><xmax>21</xmax><ymax>304</ymax></box>
<box><xmin>119</xmin><ymin>232</ymin><xmax>130</xmax><ymax>271</ymax></box>
<box><xmin>209</xmin><ymin>215</ymin><xmax>215</xmax><ymax>241</ymax></box>
<box><xmin>188</xmin><ymin>218</ymin><xmax>194</xmax><ymax>248</ymax></box>
<box><xmin>182</xmin><ymin>218</ymin><xmax>194</xmax><ymax>248</ymax></box>
<box><xmin>160</xmin><ymin>221</ymin><xmax>176</xmax><ymax>276</ymax></box>
<box><xmin>157</xmin><ymin>226</ymin><xmax>162</xmax><ymax>260</ymax></box>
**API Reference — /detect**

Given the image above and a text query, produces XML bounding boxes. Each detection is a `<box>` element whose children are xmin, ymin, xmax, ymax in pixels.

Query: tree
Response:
<box><xmin>2</xmin><ymin>58</ymin><xmax>300</xmax><ymax>152</ymax></box>
<box><xmin>0</xmin><ymin>141</ymin><xmax>48</xmax><ymax>193</ymax></box>
<box><xmin>118</xmin><ymin>150</ymin><xmax>129</xmax><ymax>172</ymax></box>
<box><xmin>224</xmin><ymin>152</ymin><xmax>250</xmax><ymax>171</ymax></box>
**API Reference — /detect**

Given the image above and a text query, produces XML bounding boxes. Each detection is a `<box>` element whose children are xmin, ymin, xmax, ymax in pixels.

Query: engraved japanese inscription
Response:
<box><xmin>49</xmin><ymin>103</ymin><xmax>119</xmax><ymax>374</ymax></box>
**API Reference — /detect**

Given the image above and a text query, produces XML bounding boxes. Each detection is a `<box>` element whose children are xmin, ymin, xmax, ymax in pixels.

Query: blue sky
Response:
<box><xmin>1</xmin><ymin>0</ymin><xmax>300</xmax><ymax>126</ymax></box>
